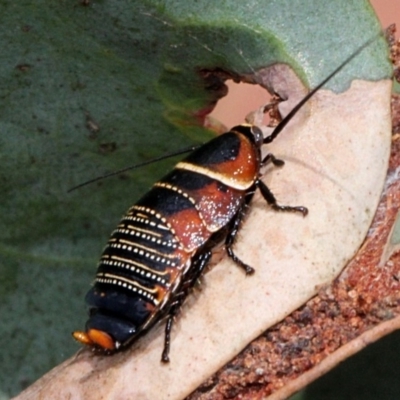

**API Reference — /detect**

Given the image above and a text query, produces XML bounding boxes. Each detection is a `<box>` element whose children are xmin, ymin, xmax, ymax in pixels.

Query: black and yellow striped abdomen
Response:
<box><xmin>84</xmin><ymin>201</ymin><xmax>194</xmax><ymax>349</ymax></box>
<box><xmin>73</xmin><ymin>127</ymin><xmax>261</xmax><ymax>354</ymax></box>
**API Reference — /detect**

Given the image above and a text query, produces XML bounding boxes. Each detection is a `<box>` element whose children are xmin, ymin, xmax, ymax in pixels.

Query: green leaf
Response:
<box><xmin>0</xmin><ymin>0</ymin><xmax>390</xmax><ymax>397</ymax></box>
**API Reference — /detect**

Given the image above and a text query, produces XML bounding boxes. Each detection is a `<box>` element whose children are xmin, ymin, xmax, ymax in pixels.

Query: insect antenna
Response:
<box><xmin>263</xmin><ymin>33</ymin><xmax>384</xmax><ymax>144</ymax></box>
<box><xmin>69</xmin><ymin>30</ymin><xmax>383</xmax><ymax>193</ymax></box>
<box><xmin>68</xmin><ymin>144</ymin><xmax>199</xmax><ymax>192</ymax></box>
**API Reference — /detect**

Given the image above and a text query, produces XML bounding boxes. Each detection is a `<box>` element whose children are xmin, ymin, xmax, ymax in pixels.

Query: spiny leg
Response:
<box><xmin>161</xmin><ymin>251</ymin><xmax>212</xmax><ymax>362</ymax></box>
<box><xmin>225</xmin><ymin>190</ymin><xmax>256</xmax><ymax>275</ymax></box>
<box><xmin>258</xmin><ymin>180</ymin><xmax>308</xmax><ymax>216</ymax></box>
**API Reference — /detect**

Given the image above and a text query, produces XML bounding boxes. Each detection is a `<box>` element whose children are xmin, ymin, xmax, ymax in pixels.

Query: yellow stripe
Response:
<box><xmin>118</xmin><ymin>238</ymin><xmax>177</xmax><ymax>259</ymax></box>
<box><xmin>96</xmin><ymin>272</ymin><xmax>159</xmax><ymax>305</ymax></box>
<box><xmin>105</xmin><ymin>254</ymin><xmax>170</xmax><ymax>276</ymax></box>
<box><xmin>175</xmin><ymin>161</ymin><xmax>253</xmax><ymax>190</ymax></box>
<box><xmin>135</xmin><ymin>212</ymin><xmax>149</xmax><ymax>219</ymax></box>
<box><xmin>98</xmin><ymin>272</ymin><xmax>158</xmax><ymax>293</ymax></box>
<box><xmin>124</xmin><ymin>224</ymin><xmax>163</xmax><ymax>238</ymax></box>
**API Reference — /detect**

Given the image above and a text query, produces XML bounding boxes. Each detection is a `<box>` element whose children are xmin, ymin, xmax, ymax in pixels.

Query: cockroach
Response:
<box><xmin>72</xmin><ymin>36</ymin><xmax>379</xmax><ymax>362</ymax></box>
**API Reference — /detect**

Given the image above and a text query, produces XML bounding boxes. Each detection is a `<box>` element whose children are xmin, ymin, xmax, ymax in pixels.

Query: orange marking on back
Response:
<box><xmin>185</xmin><ymin>180</ymin><xmax>244</xmax><ymax>231</ymax></box>
<box><xmin>87</xmin><ymin>329</ymin><xmax>116</xmax><ymax>350</ymax></box>
<box><xmin>212</xmin><ymin>133</ymin><xmax>258</xmax><ymax>185</ymax></box>
<box><xmin>166</xmin><ymin>208</ymin><xmax>210</xmax><ymax>252</ymax></box>
<box><xmin>72</xmin><ymin>330</ymin><xmax>93</xmax><ymax>346</ymax></box>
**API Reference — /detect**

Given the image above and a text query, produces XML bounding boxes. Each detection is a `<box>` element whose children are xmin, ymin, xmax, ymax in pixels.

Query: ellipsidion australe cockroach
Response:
<box><xmin>72</xmin><ymin>36</ymin><xmax>380</xmax><ymax>362</ymax></box>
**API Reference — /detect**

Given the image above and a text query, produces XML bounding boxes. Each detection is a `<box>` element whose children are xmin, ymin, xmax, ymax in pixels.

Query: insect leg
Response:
<box><xmin>161</xmin><ymin>250</ymin><xmax>212</xmax><ymax>362</ymax></box>
<box><xmin>225</xmin><ymin>190</ymin><xmax>256</xmax><ymax>275</ymax></box>
<box><xmin>258</xmin><ymin>180</ymin><xmax>308</xmax><ymax>216</ymax></box>
<box><xmin>262</xmin><ymin>153</ymin><xmax>285</xmax><ymax>167</ymax></box>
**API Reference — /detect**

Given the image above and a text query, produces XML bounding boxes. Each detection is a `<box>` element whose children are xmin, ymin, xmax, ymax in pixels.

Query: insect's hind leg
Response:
<box><xmin>161</xmin><ymin>250</ymin><xmax>212</xmax><ymax>363</ymax></box>
<box><xmin>258</xmin><ymin>180</ymin><xmax>308</xmax><ymax>216</ymax></box>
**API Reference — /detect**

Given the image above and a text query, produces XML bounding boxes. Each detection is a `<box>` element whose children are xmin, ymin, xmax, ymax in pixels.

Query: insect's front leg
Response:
<box><xmin>262</xmin><ymin>153</ymin><xmax>285</xmax><ymax>167</ymax></box>
<box><xmin>258</xmin><ymin>179</ymin><xmax>308</xmax><ymax>216</ymax></box>
<box><xmin>260</xmin><ymin>153</ymin><xmax>307</xmax><ymax>215</ymax></box>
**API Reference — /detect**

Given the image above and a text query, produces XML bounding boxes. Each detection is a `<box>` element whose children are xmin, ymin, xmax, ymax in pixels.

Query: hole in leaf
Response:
<box><xmin>209</xmin><ymin>80</ymin><xmax>273</xmax><ymax>129</ymax></box>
